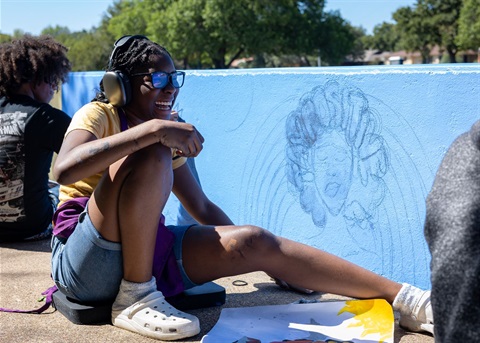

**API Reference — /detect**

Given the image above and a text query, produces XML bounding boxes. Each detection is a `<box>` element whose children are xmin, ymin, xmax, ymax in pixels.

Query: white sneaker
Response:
<box><xmin>399</xmin><ymin>290</ymin><xmax>434</xmax><ymax>335</ymax></box>
<box><xmin>112</xmin><ymin>291</ymin><xmax>200</xmax><ymax>341</ymax></box>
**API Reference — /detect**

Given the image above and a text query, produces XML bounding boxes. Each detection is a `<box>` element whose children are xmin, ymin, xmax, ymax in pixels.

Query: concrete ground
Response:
<box><xmin>0</xmin><ymin>239</ymin><xmax>435</xmax><ymax>343</ymax></box>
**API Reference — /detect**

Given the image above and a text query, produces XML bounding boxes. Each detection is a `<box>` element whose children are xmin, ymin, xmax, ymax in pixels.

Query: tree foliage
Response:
<box><xmin>39</xmin><ymin>25</ymin><xmax>114</xmax><ymax>71</ymax></box>
<box><xmin>428</xmin><ymin>0</ymin><xmax>463</xmax><ymax>62</ymax></box>
<box><xmin>316</xmin><ymin>12</ymin><xmax>360</xmax><ymax>65</ymax></box>
<box><xmin>0</xmin><ymin>0</ymin><xmax>364</xmax><ymax>69</ymax></box>
<box><xmin>392</xmin><ymin>0</ymin><xmax>463</xmax><ymax>62</ymax></box>
<box><xmin>104</xmin><ymin>0</ymin><xmax>360</xmax><ymax>68</ymax></box>
<box><xmin>456</xmin><ymin>0</ymin><xmax>480</xmax><ymax>50</ymax></box>
<box><xmin>393</xmin><ymin>5</ymin><xmax>437</xmax><ymax>63</ymax></box>
<box><xmin>1</xmin><ymin>0</ymin><xmax>475</xmax><ymax>69</ymax></box>
<box><xmin>0</xmin><ymin>34</ymin><xmax>11</xmax><ymax>44</ymax></box>
<box><xmin>369</xmin><ymin>22</ymin><xmax>400</xmax><ymax>52</ymax></box>
<box><xmin>105</xmin><ymin>0</ymin><xmax>151</xmax><ymax>37</ymax></box>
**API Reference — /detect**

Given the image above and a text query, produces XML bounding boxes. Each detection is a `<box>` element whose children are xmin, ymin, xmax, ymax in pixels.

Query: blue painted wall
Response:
<box><xmin>62</xmin><ymin>64</ymin><xmax>480</xmax><ymax>289</ymax></box>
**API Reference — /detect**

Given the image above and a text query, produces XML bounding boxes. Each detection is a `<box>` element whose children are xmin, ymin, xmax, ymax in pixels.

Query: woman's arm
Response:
<box><xmin>172</xmin><ymin>163</ymin><xmax>233</xmax><ymax>226</ymax></box>
<box><xmin>54</xmin><ymin>119</ymin><xmax>204</xmax><ymax>185</ymax></box>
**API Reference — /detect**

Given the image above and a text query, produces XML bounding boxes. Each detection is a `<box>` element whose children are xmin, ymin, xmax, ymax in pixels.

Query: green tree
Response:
<box><xmin>149</xmin><ymin>0</ymin><xmax>313</xmax><ymax>69</ymax></box>
<box><xmin>12</xmin><ymin>29</ymin><xmax>26</xmax><ymax>38</ymax></box>
<box><xmin>104</xmin><ymin>0</ymin><xmax>357</xmax><ymax>68</ymax></box>
<box><xmin>347</xmin><ymin>25</ymin><xmax>367</xmax><ymax>62</ymax></box>
<box><xmin>370</xmin><ymin>22</ymin><xmax>400</xmax><ymax>52</ymax></box>
<box><xmin>41</xmin><ymin>25</ymin><xmax>72</xmax><ymax>43</ymax></box>
<box><xmin>456</xmin><ymin>0</ymin><xmax>480</xmax><ymax>50</ymax></box>
<box><xmin>41</xmin><ymin>25</ymin><xmax>114</xmax><ymax>71</ymax></box>
<box><xmin>394</xmin><ymin>0</ymin><xmax>463</xmax><ymax>63</ymax></box>
<box><xmin>105</xmin><ymin>0</ymin><xmax>153</xmax><ymax>37</ymax></box>
<box><xmin>394</xmin><ymin>5</ymin><xmax>437</xmax><ymax>63</ymax></box>
<box><xmin>315</xmin><ymin>12</ymin><xmax>357</xmax><ymax>65</ymax></box>
<box><xmin>161</xmin><ymin>0</ymin><xmax>256</xmax><ymax>69</ymax></box>
<box><xmin>428</xmin><ymin>0</ymin><xmax>463</xmax><ymax>62</ymax></box>
<box><xmin>0</xmin><ymin>34</ymin><xmax>12</xmax><ymax>44</ymax></box>
<box><xmin>67</xmin><ymin>30</ymin><xmax>115</xmax><ymax>71</ymax></box>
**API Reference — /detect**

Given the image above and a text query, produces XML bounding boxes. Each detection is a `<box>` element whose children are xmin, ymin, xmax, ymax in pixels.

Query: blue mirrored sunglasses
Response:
<box><xmin>131</xmin><ymin>70</ymin><xmax>185</xmax><ymax>89</ymax></box>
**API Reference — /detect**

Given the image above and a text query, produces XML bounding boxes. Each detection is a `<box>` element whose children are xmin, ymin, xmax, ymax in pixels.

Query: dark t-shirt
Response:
<box><xmin>0</xmin><ymin>95</ymin><xmax>70</xmax><ymax>241</ymax></box>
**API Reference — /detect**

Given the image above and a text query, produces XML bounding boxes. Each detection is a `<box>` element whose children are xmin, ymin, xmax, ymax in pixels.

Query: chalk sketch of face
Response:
<box><xmin>312</xmin><ymin>130</ymin><xmax>353</xmax><ymax>216</ymax></box>
<box><xmin>284</xmin><ymin>80</ymin><xmax>391</xmax><ymax>231</ymax></box>
<box><xmin>240</xmin><ymin>79</ymin><xmax>431</xmax><ymax>285</ymax></box>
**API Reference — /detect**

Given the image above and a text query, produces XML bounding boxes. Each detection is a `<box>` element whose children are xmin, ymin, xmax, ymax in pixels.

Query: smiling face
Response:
<box><xmin>126</xmin><ymin>53</ymin><xmax>178</xmax><ymax>122</ymax></box>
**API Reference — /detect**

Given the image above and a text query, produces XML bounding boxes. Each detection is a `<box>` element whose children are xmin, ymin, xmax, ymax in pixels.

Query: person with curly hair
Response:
<box><xmin>51</xmin><ymin>35</ymin><xmax>433</xmax><ymax>341</ymax></box>
<box><xmin>0</xmin><ymin>34</ymin><xmax>71</xmax><ymax>241</ymax></box>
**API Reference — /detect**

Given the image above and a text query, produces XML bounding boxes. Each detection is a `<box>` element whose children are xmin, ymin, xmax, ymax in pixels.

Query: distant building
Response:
<box><xmin>349</xmin><ymin>46</ymin><xmax>478</xmax><ymax>65</ymax></box>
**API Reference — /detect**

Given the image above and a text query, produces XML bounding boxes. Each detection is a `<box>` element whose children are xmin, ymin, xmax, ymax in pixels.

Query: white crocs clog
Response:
<box><xmin>112</xmin><ymin>291</ymin><xmax>200</xmax><ymax>340</ymax></box>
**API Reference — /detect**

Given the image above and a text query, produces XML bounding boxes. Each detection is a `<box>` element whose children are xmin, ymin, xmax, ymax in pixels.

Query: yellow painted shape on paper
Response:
<box><xmin>338</xmin><ymin>299</ymin><xmax>393</xmax><ymax>343</ymax></box>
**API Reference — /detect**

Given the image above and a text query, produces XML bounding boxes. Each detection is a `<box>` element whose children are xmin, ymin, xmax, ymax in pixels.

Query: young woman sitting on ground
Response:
<box><xmin>51</xmin><ymin>35</ymin><xmax>434</xmax><ymax>341</ymax></box>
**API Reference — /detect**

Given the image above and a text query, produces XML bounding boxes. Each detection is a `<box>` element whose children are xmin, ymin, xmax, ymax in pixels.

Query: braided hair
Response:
<box><xmin>0</xmin><ymin>34</ymin><xmax>71</xmax><ymax>98</ymax></box>
<box><xmin>93</xmin><ymin>37</ymin><xmax>172</xmax><ymax>103</ymax></box>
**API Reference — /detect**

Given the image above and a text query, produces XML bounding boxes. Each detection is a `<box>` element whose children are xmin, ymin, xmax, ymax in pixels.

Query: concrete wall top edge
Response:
<box><xmin>67</xmin><ymin>71</ymin><xmax>105</xmax><ymax>78</ymax></box>
<box><xmin>186</xmin><ymin>64</ymin><xmax>480</xmax><ymax>76</ymax></box>
<box><xmin>67</xmin><ymin>64</ymin><xmax>480</xmax><ymax>79</ymax></box>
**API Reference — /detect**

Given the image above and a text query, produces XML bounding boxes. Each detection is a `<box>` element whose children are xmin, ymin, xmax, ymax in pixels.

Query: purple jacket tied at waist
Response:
<box><xmin>52</xmin><ymin>197</ymin><xmax>185</xmax><ymax>297</ymax></box>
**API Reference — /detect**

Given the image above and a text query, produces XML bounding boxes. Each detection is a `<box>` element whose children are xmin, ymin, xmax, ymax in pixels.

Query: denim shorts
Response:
<box><xmin>50</xmin><ymin>209</ymin><xmax>197</xmax><ymax>302</ymax></box>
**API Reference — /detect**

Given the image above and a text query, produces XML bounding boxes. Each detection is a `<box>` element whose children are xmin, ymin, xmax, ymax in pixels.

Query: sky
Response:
<box><xmin>0</xmin><ymin>0</ymin><xmax>416</xmax><ymax>36</ymax></box>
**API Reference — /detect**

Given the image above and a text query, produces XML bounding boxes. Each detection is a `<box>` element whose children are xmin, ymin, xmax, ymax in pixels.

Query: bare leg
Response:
<box><xmin>87</xmin><ymin>144</ymin><xmax>202</xmax><ymax>340</ymax></box>
<box><xmin>182</xmin><ymin>225</ymin><xmax>401</xmax><ymax>303</ymax></box>
<box><xmin>88</xmin><ymin>143</ymin><xmax>173</xmax><ymax>283</ymax></box>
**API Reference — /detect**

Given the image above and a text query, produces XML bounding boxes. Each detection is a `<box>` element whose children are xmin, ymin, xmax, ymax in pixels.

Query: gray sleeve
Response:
<box><xmin>424</xmin><ymin>120</ymin><xmax>480</xmax><ymax>341</ymax></box>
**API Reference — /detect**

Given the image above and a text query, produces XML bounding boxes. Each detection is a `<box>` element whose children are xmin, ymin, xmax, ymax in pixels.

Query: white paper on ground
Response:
<box><xmin>201</xmin><ymin>299</ymin><xmax>394</xmax><ymax>343</ymax></box>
